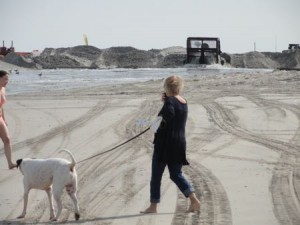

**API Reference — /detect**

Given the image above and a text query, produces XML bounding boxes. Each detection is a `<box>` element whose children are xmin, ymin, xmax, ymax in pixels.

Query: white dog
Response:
<box><xmin>16</xmin><ymin>149</ymin><xmax>80</xmax><ymax>221</ymax></box>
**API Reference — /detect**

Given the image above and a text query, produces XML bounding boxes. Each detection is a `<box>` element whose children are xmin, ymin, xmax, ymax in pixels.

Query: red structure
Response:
<box><xmin>15</xmin><ymin>52</ymin><xmax>31</xmax><ymax>57</ymax></box>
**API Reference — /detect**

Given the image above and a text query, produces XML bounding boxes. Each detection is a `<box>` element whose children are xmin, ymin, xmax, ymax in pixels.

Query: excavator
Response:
<box><xmin>288</xmin><ymin>44</ymin><xmax>300</xmax><ymax>51</ymax></box>
<box><xmin>184</xmin><ymin>37</ymin><xmax>222</xmax><ymax>65</ymax></box>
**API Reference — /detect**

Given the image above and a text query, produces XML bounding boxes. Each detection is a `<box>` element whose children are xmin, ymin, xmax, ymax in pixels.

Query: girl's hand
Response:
<box><xmin>161</xmin><ymin>92</ymin><xmax>167</xmax><ymax>102</ymax></box>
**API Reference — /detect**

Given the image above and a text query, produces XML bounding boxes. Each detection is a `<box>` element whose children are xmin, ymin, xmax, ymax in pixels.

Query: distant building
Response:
<box><xmin>0</xmin><ymin>41</ymin><xmax>15</xmax><ymax>56</ymax></box>
<box><xmin>31</xmin><ymin>50</ymin><xmax>41</xmax><ymax>57</ymax></box>
<box><xmin>1</xmin><ymin>41</ymin><xmax>41</xmax><ymax>57</ymax></box>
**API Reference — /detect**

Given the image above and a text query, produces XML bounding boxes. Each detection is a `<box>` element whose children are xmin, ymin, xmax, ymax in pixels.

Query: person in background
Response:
<box><xmin>0</xmin><ymin>70</ymin><xmax>16</xmax><ymax>169</ymax></box>
<box><xmin>141</xmin><ymin>75</ymin><xmax>200</xmax><ymax>213</ymax></box>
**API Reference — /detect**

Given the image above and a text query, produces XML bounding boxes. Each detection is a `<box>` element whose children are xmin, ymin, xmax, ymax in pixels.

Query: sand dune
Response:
<box><xmin>1</xmin><ymin>69</ymin><xmax>300</xmax><ymax>225</ymax></box>
<box><xmin>0</xmin><ymin>60</ymin><xmax>25</xmax><ymax>71</ymax></box>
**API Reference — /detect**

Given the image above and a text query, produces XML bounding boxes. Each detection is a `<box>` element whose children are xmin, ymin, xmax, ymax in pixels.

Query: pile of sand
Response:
<box><xmin>223</xmin><ymin>50</ymin><xmax>300</xmax><ymax>69</ymax></box>
<box><xmin>0</xmin><ymin>60</ymin><xmax>26</xmax><ymax>71</ymax></box>
<box><xmin>2</xmin><ymin>45</ymin><xmax>300</xmax><ymax>70</ymax></box>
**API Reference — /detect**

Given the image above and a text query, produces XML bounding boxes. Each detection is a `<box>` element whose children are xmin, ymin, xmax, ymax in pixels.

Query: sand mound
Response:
<box><xmin>0</xmin><ymin>60</ymin><xmax>27</xmax><ymax>71</ymax></box>
<box><xmin>2</xmin><ymin>45</ymin><xmax>300</xmax><ymax>69</ymax></box>
<box><xmin>223</xmin><ymin>51</ymin><xmax>300</xmax><ymax>69</ymax></box>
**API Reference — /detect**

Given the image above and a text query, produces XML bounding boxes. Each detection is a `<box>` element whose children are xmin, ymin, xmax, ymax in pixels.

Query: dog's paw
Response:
<box><xmin>50</xmin><ymin>217</ymin><xmax>57</xmax><ymax>221</ymax></box>
<box><xmin>17</xmin><ymin>214</ymin><xmax>25</xmax><ymax>219</ymax></box>
<box><xmin>75</xmin><ymin>213</ymin><xmax>80</xmax><ymax>221</ymax></box>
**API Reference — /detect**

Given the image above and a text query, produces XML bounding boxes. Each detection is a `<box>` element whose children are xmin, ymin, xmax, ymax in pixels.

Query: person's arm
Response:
<box><xmin>161</xmin><ymin>98</ymin><xmax>175</xmax><ymax>123</ymax></box>
<box><xmin>1</xmin><ymin>88</ymin><xmax>7</xmax><ymax>124</ymax></box>
<box><xmin>2</xmin><ymin>108</ymin><xmax>7</xmax><ymax>125</ymax></box>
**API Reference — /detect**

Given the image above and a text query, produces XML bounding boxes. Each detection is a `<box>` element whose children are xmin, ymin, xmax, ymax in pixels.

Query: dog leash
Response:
<box><xmin>77</xmin><ymin>127</ymin><xmax>150</xmax><ymax>164</ymax></box>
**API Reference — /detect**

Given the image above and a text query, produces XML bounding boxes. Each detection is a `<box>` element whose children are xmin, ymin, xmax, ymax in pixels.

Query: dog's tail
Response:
<box><xmin>16</xmin><ymin>159</ymin><xmax>23</xmax><ymax>169</ymax></box>
<box><xmin>59</xmin><ymin>149</ymin><xmax>76</xmax><ymax>170</ymax></box>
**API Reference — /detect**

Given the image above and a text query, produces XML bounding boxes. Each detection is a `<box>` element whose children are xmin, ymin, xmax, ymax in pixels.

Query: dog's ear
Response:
<box><xmin>16</xmin><ymin>159</ymin><xmax>23</xmax><ymax>168</ymax></box>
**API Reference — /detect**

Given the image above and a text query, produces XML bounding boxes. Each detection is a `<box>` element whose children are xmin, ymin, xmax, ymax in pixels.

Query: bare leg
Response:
<box><xmin>4</xmin><ymin>142</ymin><xmax>16</xmax><ymax>169</ymax></box>
<box><xmin>187</xmin><ymin>192</ymin><xmax>200</xmax><ymax>212</ymax></box>
<box><xmin>140</xmin><ymin>203</ymin><xmax>157</xmax><ymax>214</ymax></box>
<box><xmin>0</xmin><ymin>120</ymin><xmax>16</xmax><ymax>169</ymax></box>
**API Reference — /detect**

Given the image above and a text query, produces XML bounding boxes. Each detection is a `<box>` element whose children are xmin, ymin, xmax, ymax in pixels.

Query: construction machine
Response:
<box><xmin>184</xmin><ymin>37</ymin><xmax>222</xmax><ymax>65</ymax></box>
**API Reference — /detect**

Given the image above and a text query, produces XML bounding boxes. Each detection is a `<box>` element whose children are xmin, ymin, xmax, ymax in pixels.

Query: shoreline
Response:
<box><xmin>5</xmin><ymin>66</ymin><xmax>275</xmax><ymax>97</ymax></box>
<box><xmin>1</xmin><ymin>70</ymin><xmax>300</xmax><ymax>224</ymax></box>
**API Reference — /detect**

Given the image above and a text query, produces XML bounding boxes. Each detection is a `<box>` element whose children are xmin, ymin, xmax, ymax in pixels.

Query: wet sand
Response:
<box><xmin>1</xmin><ymin>69</ymin><xmax>300</xmax><ymax>225</ymax></box>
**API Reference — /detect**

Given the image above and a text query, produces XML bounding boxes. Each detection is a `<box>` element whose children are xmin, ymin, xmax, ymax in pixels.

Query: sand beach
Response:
<box><xmin>1</xmin><ymin>68</ymin><xmax>300</xmax><ymax>225</ymax></box>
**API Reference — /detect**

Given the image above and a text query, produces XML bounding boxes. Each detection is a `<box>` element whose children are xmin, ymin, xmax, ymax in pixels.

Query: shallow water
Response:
<box><xmin>7</xmin><ymin>67</ymin><xmax>273</xmax><ymax>95</ymax></box>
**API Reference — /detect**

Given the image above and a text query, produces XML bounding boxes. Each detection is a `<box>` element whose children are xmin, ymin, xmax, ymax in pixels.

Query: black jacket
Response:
<box><xmin>153</xmin><ymin>96</ymin><xmax>189</xmax><ymax>165</ymax></box>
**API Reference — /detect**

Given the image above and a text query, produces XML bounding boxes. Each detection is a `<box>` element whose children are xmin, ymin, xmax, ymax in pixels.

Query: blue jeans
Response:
<box><xmin>150</xmin><ymin>151</ymin><xmax>194</xmax><ymax>203</ymax></box>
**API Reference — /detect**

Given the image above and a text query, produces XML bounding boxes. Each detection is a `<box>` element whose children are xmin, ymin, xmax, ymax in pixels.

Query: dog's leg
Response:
<box><xmin>45</xmin><ymin>186</ymin><xmax>56</xmax><ymax>221</ymax></box>
<box><xmin>52</xmin><ymin>185</ymin><xmax>63</xmax><ymax>220</ymax></box>
<box><xmin>68</xmin><ymin>193</ymin><xmax>80</xmax><ymax>220</ymax></box>
<box><xmin>17</xmin><ymin>187</ymin><xmax>30</xmax><ymax>219</ymax></box>
<box><xmin>66</xmin><ymin>184</ymin><xmax>80</xmax><ymax>221</ymax></box>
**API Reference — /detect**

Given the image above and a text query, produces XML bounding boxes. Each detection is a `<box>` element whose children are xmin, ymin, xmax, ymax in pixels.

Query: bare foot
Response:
<box><xmin>140</xmin><ymin>204</ymin><xmax>157</xmax><ymax>214</ymax></box>
<box><xmin>187</xmin><ymin>201</ymin><xmax>200</xmax><ymax>213</ymax></box>
<box><xmin>140</xmin><ymin>209</ymin><xmax>157</xmax><ymax>214</ymax></box>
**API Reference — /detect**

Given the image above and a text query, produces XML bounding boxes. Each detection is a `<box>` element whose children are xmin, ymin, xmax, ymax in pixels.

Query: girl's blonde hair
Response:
<box><xmin>163</xmin><ymin>75</ymin><xmax>184</xmax><ymax>95</ymax></box>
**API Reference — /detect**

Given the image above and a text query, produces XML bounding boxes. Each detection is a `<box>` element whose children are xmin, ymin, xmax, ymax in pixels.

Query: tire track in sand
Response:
<box><xmin>3</xmin><ymin>99</ymin><xmax>110</xmax><ymax>222</ymax></box>
<box><xmin>9</xmin><ymin>99</ymin><xmax>110</xmax><ymax>154</ymax></box>
<box><xmin>172</xmin><ymin>162</ymin><xmax>232</xmax><ymax>225</ymax></box>
<box><xmin>246</xmin><ymin>96</ymin><xmax>300</xmax><ymax>225</ymax></box>
<box><xmin>204</xmin><ymin>98</ymin><xmax>300</xmax><ymax>225</ymax></box>
<box><xmin>203</xmin><ymin>101</ymin><xmax>300</xmax><ymax>156</ymax></box>
<box><xmin>56</xmin><ymin>98</ymin><xmax>156</xmax><ymax>222</ymax></box>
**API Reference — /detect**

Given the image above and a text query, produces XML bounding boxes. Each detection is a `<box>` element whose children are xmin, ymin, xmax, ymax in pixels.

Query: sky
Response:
<box><xmin>1</xmin><ymin>0</ymin><xmax>299</xmax><ymax>53</ymax></box>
